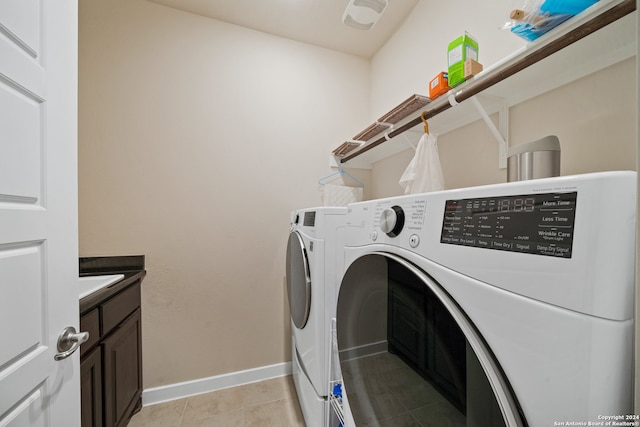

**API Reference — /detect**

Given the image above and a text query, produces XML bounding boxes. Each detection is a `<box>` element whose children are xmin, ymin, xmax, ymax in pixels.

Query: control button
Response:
<box><xmin>380</xmin><ymin>206</ymin><xmax>405</xmax><ymax>237</ymax></box>
<box><xmin>409</xmin><ymin>235</ymin><xmax>420</xmax><ymax>248</ymax></box>
<box><xmin>370</xmin><ymin>230</ymin><xmax>378</xmax><ymax>241</ymax></box>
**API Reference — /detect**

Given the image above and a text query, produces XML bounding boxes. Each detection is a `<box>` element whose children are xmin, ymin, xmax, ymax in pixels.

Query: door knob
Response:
<box><xmin>54</xmin><ymin>326</ymin><xmax>89</xmax><ymax>361</ymax></box>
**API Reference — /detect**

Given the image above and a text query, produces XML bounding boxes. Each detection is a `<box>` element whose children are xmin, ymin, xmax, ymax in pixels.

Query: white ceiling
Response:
<box><xmin>145</xmin><ymin>0</ymin><xmax>419</xmax><ymax>58</ymax></box>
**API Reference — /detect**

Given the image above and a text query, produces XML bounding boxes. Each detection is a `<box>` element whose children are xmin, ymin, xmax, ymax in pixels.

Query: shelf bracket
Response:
<box><xmin>402</xmin><ymin>134</ymin><xmax>418</xmax><ymax>151</ymax></box>
<box><xmin>469</xmin><ymin>95</ymin><xmax>508</xmax><ymax>169</ymax></box>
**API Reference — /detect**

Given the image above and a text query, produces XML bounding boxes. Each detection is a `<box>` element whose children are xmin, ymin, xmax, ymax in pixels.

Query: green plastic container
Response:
<box><xmin>447</xmin><ymin>32</ymin><xmax>479</xmax><ymax>88</ymax></box>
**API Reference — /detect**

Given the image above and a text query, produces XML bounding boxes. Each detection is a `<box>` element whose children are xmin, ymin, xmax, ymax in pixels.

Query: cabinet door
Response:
<box><xmin>80</xmin><ymin>308</ymin><xmax>100</xmax><ymax>358</ymax></box>
<box><xmin>103</xmin><ymin>309</ymin><xmax>142</xmax><ymax>427</ymax></box>
<box><xmin>81</xmin><ymin>347</ymin><xmax>103</xmax><ymax>427</ymax></box>
<box><xmin>388</xmin><ymin>280</ymin><xmax>423</xmax><ymax>364</ymax></box>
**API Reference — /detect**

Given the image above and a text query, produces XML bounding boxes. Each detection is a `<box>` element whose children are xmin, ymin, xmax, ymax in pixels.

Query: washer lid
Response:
<box><xmin>286</xmin><ymin>231</ymin><xmax>311</xmax><ymax>329</ymax></box>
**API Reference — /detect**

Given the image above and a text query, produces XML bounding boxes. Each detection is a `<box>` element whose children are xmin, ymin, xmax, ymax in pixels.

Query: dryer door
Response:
<box><xmin>335</xmin><ymin>253</ymin><xmax>525</xmax><ymax>426</ymax></box>
<box><xmin>286</xmin><ymin>231</ymin><xmax>312</xmax><ymax>329</ymax></box>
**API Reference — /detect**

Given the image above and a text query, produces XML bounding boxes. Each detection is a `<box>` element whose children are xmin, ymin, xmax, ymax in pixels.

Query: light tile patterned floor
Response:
<box><xmin>129</xmin><ymin>376</ymin><xmax>305</xmax><ymax>427</ymax></box>
<box><xmin>340</xmin><ymin>352</ymin><xmax>466</xmax><ymax>427</ymax></box>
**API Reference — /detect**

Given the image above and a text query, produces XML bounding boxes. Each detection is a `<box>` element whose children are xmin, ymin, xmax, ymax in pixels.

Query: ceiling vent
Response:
<box><xmin>342</xmin><ymin>0</ymin><xmax>389</xmax><ymax>31</ymax></box>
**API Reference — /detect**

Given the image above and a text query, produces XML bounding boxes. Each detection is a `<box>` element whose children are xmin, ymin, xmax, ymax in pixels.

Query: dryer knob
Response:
<box><xmin>380</xmin><ymin>206</ymin><xmax>405</xmax><ymax>237</ymax></box>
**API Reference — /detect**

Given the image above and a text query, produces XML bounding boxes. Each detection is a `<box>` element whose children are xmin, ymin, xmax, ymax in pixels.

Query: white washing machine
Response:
<box><xmin>333</xmin><ymin>171</ymin><xmax>636</xmax><ymax>426</ymax></box>
<box><xmin>287</xmin><ymin>207</ymin><xmax>347</xmax><ymax>427</ymax></box>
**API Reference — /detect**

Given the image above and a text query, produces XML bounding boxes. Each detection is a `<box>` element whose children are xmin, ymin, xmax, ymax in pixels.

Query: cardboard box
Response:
<box><xmin>447</xmin><ymin>32</ymin><xmax>479</xmax><ymax>88</ymax></box>
<box><xmin>429</xmin><ymin>72</ymin><xmax>450</xmax><ymax>100</ymax></box>
<box><xmin>464</xmin><ymin>59</ymin><xmax>483</xmax><ymax>79</ymax></box>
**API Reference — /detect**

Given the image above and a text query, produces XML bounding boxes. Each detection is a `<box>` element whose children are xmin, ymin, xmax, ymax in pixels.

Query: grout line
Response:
<box><xmin>132</xmin><ymin>376</ymin><xmax>302</xmax><ymax>426</ymax></box>
<box><xmin>177</xmin><ymin>398</ymin><xmax>187</xmax><ymax>426</ymax></box>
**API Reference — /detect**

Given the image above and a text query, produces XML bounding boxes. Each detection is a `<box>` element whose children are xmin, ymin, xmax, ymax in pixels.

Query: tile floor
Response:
<box><xmin>130</xmin><ymin>352</ymin><xmax>483</xmax><ymax>426</ymax></box>
<box><xmin>128</xmin><ymin>375</ymin><xmax>305</xmax><ymax>427</ymax></box>
<box><xmin>340</xmin><ymin>352</ymin><xmax>466</xmax><ymax>427</ymax></box>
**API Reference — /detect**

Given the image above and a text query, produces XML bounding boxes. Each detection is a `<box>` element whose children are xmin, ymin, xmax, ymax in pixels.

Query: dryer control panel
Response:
<box><xmin>441</xmin><ymin>191</ymin><xmax>577</xmax><ymax>258</ymax></box>
<box><xmin>345</xmin><ymin>172</ymin><xmax>636</xmax><ymax>321</ymax></box>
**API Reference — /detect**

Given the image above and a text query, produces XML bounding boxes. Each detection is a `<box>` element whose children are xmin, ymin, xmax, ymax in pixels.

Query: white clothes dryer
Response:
<box><xmin>332</xmin><ymin>171</ymin><xmax>636</xmax><ymax>426</ymax></box>
<box><xmin>287</xmin><ymin>207</ymin><xmax>347</xmax><ymax>427</ymax></box>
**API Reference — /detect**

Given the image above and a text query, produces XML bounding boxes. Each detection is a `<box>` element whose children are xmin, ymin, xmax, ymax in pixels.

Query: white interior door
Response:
<box><xmin>0</xmin><ymin>1</ymin><xmax>79</xmax><ymax>426</ymax></box>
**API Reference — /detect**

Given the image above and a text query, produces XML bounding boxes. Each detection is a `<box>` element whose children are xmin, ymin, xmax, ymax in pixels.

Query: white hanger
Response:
<box><xmin>317</xmin><ymin>163</ymin><xmax>364</xmax><ymax>189</ymax></box>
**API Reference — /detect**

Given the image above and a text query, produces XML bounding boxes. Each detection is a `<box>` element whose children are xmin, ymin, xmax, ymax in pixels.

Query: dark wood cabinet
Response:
<box><xmin>103</xmin><ymin>309</ymin><xmax>142</xmax><ymax>427</ymax></box>
<box><xmin>387</xmin><ymin>260</ymin><xmax>466</xmax><ymax>413</ymax></box>
<box><xmin>388</xmin><ymin>277</ymin><xmax>425</xmax><ymax>366</ymax></box>
<box><xmin>81</xmin><ymin>347</ymin><xmax>103</xmax><ymax>427</ymax></box>
<box><xmin>80</xmin><ymin>280</ymin><xmax>142</xmax><ymax>427</ymax></box>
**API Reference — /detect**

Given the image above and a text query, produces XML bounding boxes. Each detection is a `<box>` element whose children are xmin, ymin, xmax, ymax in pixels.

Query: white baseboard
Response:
<box><xmin>141</xmin><ymin>362</ymin><xmax>292</xmax><ymax>406</ymax></box>
<box><xmin>339</xmin><ymin>340</ymin><xmax>387</xmax><ymax>362</ymax></box>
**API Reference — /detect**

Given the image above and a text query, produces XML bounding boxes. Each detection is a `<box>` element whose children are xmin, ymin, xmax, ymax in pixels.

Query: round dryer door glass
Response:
<box><xmin>335</xmin><ymin>254</ymin><xmax>525</xmax><ymax>426</ymax></box>
<box><xmin>286</xmin><ymin>231</ymin><xmax>311</xmax><ymax>329</ymax></box>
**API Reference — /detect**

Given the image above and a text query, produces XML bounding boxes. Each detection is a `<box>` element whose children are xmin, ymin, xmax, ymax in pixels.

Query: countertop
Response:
<box><xmin>79</xmin><ymin>255</ymin><xmax>146</xmax><ymax>314</ymax></box>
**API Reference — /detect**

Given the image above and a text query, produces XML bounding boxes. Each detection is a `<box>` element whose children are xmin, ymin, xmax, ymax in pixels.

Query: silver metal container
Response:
<box><xmin>507</xmin><ymin>135</ymin><xmax>560</xmax><ymax>182</ymax></box>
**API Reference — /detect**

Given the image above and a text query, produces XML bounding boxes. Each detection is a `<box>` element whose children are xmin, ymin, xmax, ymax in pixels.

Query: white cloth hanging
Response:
<box><xmin>322</xmin><ymin>184</ymin><xmax>363</xmax><ymax>206</ymax></box>
<box><xmin>399</xmin><ymin>133</ymin><xmax>445</xmax><ymax>194</ymax></box>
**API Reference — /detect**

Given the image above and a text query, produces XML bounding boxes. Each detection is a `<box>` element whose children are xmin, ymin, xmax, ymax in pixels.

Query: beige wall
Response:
<box><xmin>79</xmin><ymin>0</ymin><xmax>370</xmax><ymax>388</ymax></box>
<box><xmin>370</xmin><ymin>1</ymin><xmax>526</xmax><ymax>119</ymax></box>
<box><xmin>366</xmin><ymin>1</ymin><xmax>636</xmax><ymax>199</ymax></box>
<box><xmin>80</xmin><ymin>0</ymin><xmax>637</xmax><ymax>395</ymax></box>
<box><xmin>369</xmin><ymin>3</ymin><xmax>638</xmax><ymax>410</ymax></box>
<box><xmin>371</xmin><ymin>58</ymin><xmax>637</xmax><ymax>199</ymax></box>
<box><xmin>636</xmin><ymin>5</ymin><xmax>639</xmax><ymax>415</ymax></box>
